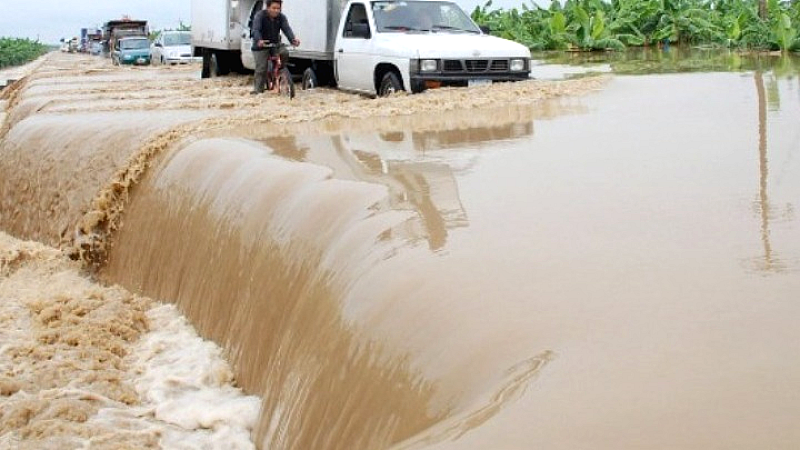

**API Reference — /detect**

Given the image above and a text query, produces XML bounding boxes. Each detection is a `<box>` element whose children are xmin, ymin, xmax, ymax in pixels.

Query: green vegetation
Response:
<box><xmin>0</xmin><ymin>37</ymin><xmax>49</xmax><ymax>69</ymax></box>
<box><xmin>534</xmin><ymin>45</ymin><xmax>800</xmax><ymax>75</ymax></box>
<box><xmin>471</xmin><ymin>0</ymin><xmax>800</xmax><ymax>51</ymax></box>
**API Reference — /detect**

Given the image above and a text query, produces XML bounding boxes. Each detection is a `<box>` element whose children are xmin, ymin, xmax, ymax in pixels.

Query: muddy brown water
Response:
<box><xmin>1</xmin><ymin>52</ymin><xmax>799</xmax><ymax>449</ymax></box>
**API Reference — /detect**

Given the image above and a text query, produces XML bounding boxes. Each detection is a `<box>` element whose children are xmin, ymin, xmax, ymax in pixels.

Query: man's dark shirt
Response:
<box><xmin>252</xmin><ymin>11</ymin><xmax>296</xmax><ymax>51</ymax></box>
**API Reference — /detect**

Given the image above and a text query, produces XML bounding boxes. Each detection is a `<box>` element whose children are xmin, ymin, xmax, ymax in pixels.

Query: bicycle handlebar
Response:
<box><xmin>259</xmin><ymin>41</ymin><xmax>298</xmax><ymax>48</ymax></box>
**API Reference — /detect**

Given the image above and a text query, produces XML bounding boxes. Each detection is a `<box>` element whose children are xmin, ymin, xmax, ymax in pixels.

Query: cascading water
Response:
<box><xmin>98</xmin><ymin>121</ymin><xmax>555</xmax><ymax>449</ymax></box>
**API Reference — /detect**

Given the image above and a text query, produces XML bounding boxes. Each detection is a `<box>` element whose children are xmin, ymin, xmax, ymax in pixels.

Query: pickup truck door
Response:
<box><xmin>335</xmin><ymin>2</ymin><xmax>375</xmax><ymax>93</ymax></box>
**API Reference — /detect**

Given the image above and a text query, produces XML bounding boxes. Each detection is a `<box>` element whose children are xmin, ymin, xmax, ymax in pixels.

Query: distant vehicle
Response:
<box><xmin>90</xmin><ymin>41</ymin><xmax>103</xmax><ymax>55</ymax></box>
<box><xmin>85</xmin><ymin>30</ymin><xmax>103</xmax><ymax>53</ymax></box>
<box><xmin>80</xmin><ymin>28</ymin><xmax>89</xmax><ymax>52</ymax></box>
<box><xmin>151</xmin><ymin>31</ymin><xmax>194</xmax><ymax>65</ymax></box>
<box><xmin>103</xmin><ymin>18</ymin><xmax>149</xmax><ymax>56</ymax></box>
<box><xmin>60</xmin><ymin>38</ymin><xmax>79</xmax><ymax>53</ymax></box>
<box><xmin>68</xmin><ymin>38</ymin><xmax>80</xmax><ymax>53</ymax></box>
<box><xmin>111</xmin><ymin>37</ymin><xmax>152</xmax><ymax>65</ymax></box>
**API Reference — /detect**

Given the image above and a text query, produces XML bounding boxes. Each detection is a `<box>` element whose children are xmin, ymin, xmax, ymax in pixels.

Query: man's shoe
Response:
<box><xmin>250</xmin><ymin>90</ymin><xmax>262</xmax><ymax>95</ymax></box>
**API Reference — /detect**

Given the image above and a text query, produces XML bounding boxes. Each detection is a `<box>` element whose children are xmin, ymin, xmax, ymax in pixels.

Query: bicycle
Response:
<box><xmin>263</xmin><ymin>43</ymin><xmax>295</xmax><ymax>99</ymax></box>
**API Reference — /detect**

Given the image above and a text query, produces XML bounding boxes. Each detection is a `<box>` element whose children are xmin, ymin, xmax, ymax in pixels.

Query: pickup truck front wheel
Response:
<box><xmin>378</xmin><ymin>72</ymin><xmax>403</xmax><ymax>97</ymax></box>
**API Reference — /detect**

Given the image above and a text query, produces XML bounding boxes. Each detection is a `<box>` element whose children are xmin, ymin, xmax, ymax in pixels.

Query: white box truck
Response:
<box><xmin>191</xmin><ymin>0</ymin><xmax>531</xmax><ymax>96</ymax></box>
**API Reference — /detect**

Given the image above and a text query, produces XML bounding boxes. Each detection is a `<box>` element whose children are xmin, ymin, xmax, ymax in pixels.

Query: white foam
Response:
<box><xmin>94</xmin><ymin>303</ymin><xmax>262</xmax><ymax>450</ymax></box>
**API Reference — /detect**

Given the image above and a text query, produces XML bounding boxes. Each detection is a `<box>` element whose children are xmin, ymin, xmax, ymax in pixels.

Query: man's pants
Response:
<box><xmin>253</xmin><ymin>45</ymin><xmax>289</xmax><ymax>93</ymax></box>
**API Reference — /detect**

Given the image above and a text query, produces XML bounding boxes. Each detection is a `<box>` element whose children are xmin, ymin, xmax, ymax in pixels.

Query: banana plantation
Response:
<box><xmin>0</xmin><ymin>38</ymin><xmax>49</xmax><ymax>69</ymax></box>
<box><xmin>471</xmin><ymin>0</ymin><xmax>800</xmax><ymax>51</ymax></box>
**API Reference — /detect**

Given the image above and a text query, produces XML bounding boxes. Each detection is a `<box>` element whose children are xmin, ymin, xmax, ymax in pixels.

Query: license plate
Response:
<box><xmin>137</xmin><ymin>58</ymin><xmax>146</xmax><ymax>64</ymax></box>
<box><xmin>468</xmin><ymin>79</ymin><xmax>492</xmax><ymax>87</ymax></box>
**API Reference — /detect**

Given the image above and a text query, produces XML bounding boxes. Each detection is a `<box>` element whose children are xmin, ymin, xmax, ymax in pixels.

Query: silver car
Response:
<box><xmin>151</xmin><ymin>31</ymin><xmax>194</xmax><ymax>65</ymax></box>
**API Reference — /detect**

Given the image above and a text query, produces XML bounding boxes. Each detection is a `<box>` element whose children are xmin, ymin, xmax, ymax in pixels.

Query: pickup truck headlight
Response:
<box><xmin>420</xmin><ymin>59</ymin><xmax>438</xmax><ymax>72</ymax></box>
<box><xmin>510</xmin><ymin>59</ymin><xmax>526</xmax><ymax>71</ymax></box>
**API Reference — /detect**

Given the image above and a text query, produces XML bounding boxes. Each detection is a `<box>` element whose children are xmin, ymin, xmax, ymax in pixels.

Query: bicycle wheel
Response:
<box><xmin>277</xmin><ymin>68</ymin><xmax>295</xmax><ymax>99</ymax></box>
<box><xmin>265</xmin><ymin>70</ymin><xmax>275</xmax><ymax>92</ymax></box>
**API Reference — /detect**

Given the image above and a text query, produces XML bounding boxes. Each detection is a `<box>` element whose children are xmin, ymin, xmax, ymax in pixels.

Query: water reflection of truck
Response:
<box><xmin>191</xmin><ymin>0</ymin><xmax>531</xmax><ymax>96</ymax></box>
<box><xmin>262</xmin><ymin>116</ymin><xmax>533</xmax><ymax>249</ymax></box>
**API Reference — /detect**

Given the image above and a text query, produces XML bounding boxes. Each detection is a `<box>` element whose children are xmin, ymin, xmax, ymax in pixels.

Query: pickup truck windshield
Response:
<box><xmin>372</xmin><ymin>1</ymin><xmax>481</xmax><ymax>33</ymax></box>
<box><xmin>120</xmin><ymin>39</ymin><xmax>150</xmax><ymax>50</ymax></box>
<box><xmin>163</xmin><ymin>33</ymin><xmax>191</xmax><ymax>46</ymax></box>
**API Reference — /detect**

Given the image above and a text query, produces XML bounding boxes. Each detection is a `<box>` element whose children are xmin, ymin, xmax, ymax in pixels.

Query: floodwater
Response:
<box><xmin>0</xmin><ymin>231</ymin><xmax>260</xmax><ymax>449</ymax></box>
<box><xmin>1</xmin><ymin>51</ymin><xmax>799</xmax><ymax>449</ymax></box>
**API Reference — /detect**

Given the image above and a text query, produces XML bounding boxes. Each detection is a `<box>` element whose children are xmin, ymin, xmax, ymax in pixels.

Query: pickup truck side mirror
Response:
<box><xmin>155</xmin><ymin>42</ymin><xmax>163</xmax><ymax>47</ymax></box>
<box><xmin>479</xmin><ymin>25</ymin><xmax>491</xmax><ymax>34</ymax></box>
<box><xmin>351</xmin><ymin>22</ymin><xmax>371</xmax><ymax>39</ymax></box>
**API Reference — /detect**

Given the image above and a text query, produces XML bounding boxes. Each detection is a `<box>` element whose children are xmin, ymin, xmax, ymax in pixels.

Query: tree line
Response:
<box><xmin>471</xmin><ymin>0</ymin><xmax>800</xmax><ymax>51</ymax></box>
<box><xmin>0</xmin><ymin>38</ymin><xmax>49</xmax><ymax>69</ymax></box>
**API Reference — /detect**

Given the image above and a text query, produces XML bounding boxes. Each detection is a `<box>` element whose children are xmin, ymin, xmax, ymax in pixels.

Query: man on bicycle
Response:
<box><xmin>251</xmin><ymin>0</ymin><xmax>301</xmax><ymax>94</ymax></box>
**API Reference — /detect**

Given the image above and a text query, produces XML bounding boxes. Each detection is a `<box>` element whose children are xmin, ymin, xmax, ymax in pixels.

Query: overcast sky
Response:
<box><xmin>0</xmin><ymin>0</ymin><xmax>536</xmax><ymax>45</ymax></box>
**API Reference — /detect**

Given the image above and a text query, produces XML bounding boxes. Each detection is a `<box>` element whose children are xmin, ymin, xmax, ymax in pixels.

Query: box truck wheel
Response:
<box><xmin>210</xmin><ymin>53</ymin><xmax>230</xmax><ymax>77</ymax></box>
<box><xmin>302</xmin><ymin>68</ymin><xmax>318</xmax><ymax>90</ymax></box>
<box><xmin>201</xmin><ymin>50</ymin><xmax>211</xmax><ymax>78</ymax></box>
<box><xmin>202</xmin><ymin>51</ymin><xmax>229</xmax><ymax>78</ymax></box>
<box><xmin>379</xmin><ymin>72</ymin><xmax>403</xmax><ymax>97</ymax></box>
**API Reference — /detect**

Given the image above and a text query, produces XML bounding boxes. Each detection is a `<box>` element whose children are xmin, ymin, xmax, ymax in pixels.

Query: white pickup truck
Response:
<box><xmin>191</xmin><ymin>0</ymin><xmax>531</xmax><ymax>96</ymax></box>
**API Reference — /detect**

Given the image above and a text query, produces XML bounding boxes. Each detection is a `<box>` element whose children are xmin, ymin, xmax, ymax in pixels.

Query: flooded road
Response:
<box><xmin>1</xmin><ymin>51</ymin><xmax>799</xmax><ymax>449</ymax></box>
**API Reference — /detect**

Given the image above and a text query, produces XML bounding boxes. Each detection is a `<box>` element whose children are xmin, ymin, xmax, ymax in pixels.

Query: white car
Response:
<box><xmin>151</xmin><ymin>31</ymin><xmax>194</xmax><ymax>64</ymax></box>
